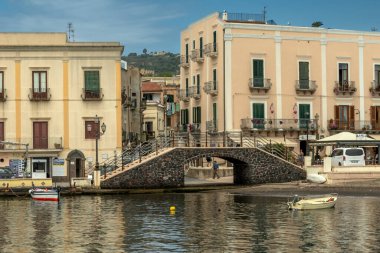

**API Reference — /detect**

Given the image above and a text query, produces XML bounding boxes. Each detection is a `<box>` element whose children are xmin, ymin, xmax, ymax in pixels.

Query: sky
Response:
<box><xmin>1</xmin><ymin>0</ymin><xmax>380</xmax><ymax>55</ymax></box>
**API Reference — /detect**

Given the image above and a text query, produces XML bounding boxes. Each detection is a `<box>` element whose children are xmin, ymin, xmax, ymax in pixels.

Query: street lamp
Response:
<box><xmin>305</xmin><ymin>111</ymin><xmax>310</xmax><ymax>156</ymax></box>
<box><xmin>163</xmin><ymin>94</ymin><xmax>168</xmax><ymax>139</ymax></box>
<box><xmin>87</xmin><ymin>115</ymin><xmax>106</xmax><ymax>172</ymax></box>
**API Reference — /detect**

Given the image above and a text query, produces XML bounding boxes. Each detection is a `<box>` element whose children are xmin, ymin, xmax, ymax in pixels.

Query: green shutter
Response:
<box><xmin>252</xmin><ymin>103</ymin><xmax>264</xmax><ymax>129</ymax></box>
<box><xmin>253</xmin><ymin>60</ymin><xmax>264</xmax><ymax>87</ymax></box>
<box><xmin>299</xmin><ymin>62</ymin><xmax>309</xmax><ymax>89</ymax></box>
<box><xmin>85</xmin><ymin>71</ymin><xmax>100</xmax><ymax>91</ymax></box>
<box><xmin>299</xmin><ymin>104</ymin><xmax>310</xmax><ymax>128</ymax></box>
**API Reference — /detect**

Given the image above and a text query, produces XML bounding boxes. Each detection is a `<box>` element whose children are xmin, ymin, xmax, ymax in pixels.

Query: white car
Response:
<box><xmin>331</xmin><ymin>147</ymin><xmax>365</xmax><ymax>167</ymax></box>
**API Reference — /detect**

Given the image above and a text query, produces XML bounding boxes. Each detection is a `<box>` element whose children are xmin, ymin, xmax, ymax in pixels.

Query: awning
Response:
<box><xmin>228</xmin><ymin>136</ymin><xmax>297</xmax><ymax>148</ymax></box>
<box><xmin>369</xmin><ymin>134</ymin><xmax>380</xmax><ymax>141</ymax></box>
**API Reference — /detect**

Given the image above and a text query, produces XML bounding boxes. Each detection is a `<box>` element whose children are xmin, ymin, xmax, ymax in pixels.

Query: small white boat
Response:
<box><xmin>287</xmin><ymin>193</ymin><xmax>338</xmax><ymax>210</ymax></box>
<box><xmin>29</xmin><ymin>187</ymin><xmax>61</xmax><ymax>202</ymax></box>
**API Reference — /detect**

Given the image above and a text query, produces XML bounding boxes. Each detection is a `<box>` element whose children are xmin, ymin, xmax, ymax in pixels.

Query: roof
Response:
<box><xmin>142</xmin><ymin>82</ymin><xmax>162</xmax><ymax>92</ymax></box>
<box><xmin>316</xmin><ymin>132</ymin><xmax>373</xmax><ymax>142</ymax></box>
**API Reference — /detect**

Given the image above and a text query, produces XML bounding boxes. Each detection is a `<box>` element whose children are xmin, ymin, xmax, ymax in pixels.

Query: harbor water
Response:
<box><xmin>0</xmin><ymin>192</ymin><xmax>379</xmax><ymax>252</ymax></box>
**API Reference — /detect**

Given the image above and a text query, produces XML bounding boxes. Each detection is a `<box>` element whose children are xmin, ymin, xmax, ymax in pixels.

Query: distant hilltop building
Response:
<box><xmin>140</xmin><ymin>68</ymin><xmax>155</xmax><ymax>76</ymax></box>
<box><xmin>180</xmin><ymin>10</ymin><xmax>380</xmax><ymax>155</ymax></box>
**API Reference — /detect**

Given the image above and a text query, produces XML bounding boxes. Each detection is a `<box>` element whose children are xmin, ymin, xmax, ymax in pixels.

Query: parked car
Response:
<box><xmin>0</xmin><ymin>167</ymin><xmax>13</xmax><ymax>179</ymax></box>
<box><xmin>331</xmin><ymin>147</ymin><xmax>365</xmax><ymax>167</ymax></box>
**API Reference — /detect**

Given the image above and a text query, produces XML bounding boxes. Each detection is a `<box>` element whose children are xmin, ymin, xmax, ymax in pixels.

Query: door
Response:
<box><xmin>371</xmin><ymin>106</ymin><xmax>380</xmax><ymax>130</ymax></box>
<box><xmin>32</xmin><ymin>158</ymin><xmax>48</xmax><ymax>178</ymax></box>
<box><xmin>299</xmin><ymin>104</ymin><xmax>310</xmax><ymax>129</ymax></box>
<box><xmin>33</xmin><ymin>122</ymin><xmax>48</xmax><ymax>149</ymax></box>
<box><xmin>253</xmin><ymin>59</ymin><xmax>264</xmax><ymax>87</ymax></box>
<box><xmin>252</xmin><ymin>103</ymin><xmax>265</xmax><ymax>129</ymax></box>
<box><xmin>299</xmin><ymin>62</ymin><xmax>309</xmax><ymax>89</ymax></box>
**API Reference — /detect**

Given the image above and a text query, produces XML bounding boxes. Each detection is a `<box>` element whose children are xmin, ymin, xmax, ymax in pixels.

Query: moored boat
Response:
<box><xmin>29</xmin><ymin>187</ymin><xmax>61</xmax><ymax>202</ymax></box>
<box><xmin>287</xmin><ymin>193</ymin><xmax>338</xmax><ymax>210</ymax></box>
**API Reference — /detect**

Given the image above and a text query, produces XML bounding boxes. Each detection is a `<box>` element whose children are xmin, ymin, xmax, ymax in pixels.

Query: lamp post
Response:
<box><xmin>163</xmin><ymin>94</ymin><xmax>168</xmax><ymax>139</ymax></box>
<box><xmin>305</xmin><ymin>111</ymin><xmax>310</xmax><ymax>156</ymax></box>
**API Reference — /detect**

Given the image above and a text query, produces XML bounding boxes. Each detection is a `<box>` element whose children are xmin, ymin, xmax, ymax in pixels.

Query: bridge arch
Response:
<box><xmin>101</xmin><ymin>147</ymin><xmax>306</xmax><ymax>189</ymax></box>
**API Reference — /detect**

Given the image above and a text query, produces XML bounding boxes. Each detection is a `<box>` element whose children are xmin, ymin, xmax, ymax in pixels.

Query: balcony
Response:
<box><xmin>0</xmin><ymin>137</ymin><xmax>63</xmax><ymax>150</ymax></box>
<box><xmin>204</xmin><ymin>43</ymin><xmax>218</xmax><ymax>58</ymax></box>
<box><xmin>178</xmin><ymin>89</ymin><xmax>190</xmax><ymax>102</ymax></box>
<box><xmin>295</xmin><ymin>80</ymin><xmax>317</xmax><ymax>95</ymax></box>
<box><xmin>189</xmin><ymin>86</ymin><xmax>201</xmax><ymax>100</ymax></box>
<box><xmin>190</xmin><ymin>123</ymin><xmax>201</xmax><ymax>133</ymax></box>
<box><xmin>0</xmin><ymin>89</ymin><xmax>7</xmax><ymax>102</ymax></box>
<box><xmin>206</xmin><ymin>120</ymin><xmax>217</xmax><ymax>132</ymax></box>
<box><xmin>81</xmin><ymin>88</ymin><xmax>104</xmax><ymax>101</ymax></box>
<box><xmin>248</xmin><ymin>78</ymin><xmax>272</xmax><ymax>93</ymax></box>
<box><xmin>370</xmin><ymin>81</ymin><xmax>380</xmax><ymax>96</ymax></box>
<box><xmin>179</xmin><ymin>55</ymin><xmax>190</xmax><ymax>68</ymax></box>
<box><xmin>333</xmin><ymin>81</ymin><xmax>356</xmax><ymax>96</ymax></box>
<box><xmin>203</xmin><ymin>81</ymin><xmax>218</xmax><ymax>96</ymax></box>
<box><xmin>240</xmin><ymin>118</ymin><xmax>317</xmax><ymax>133</ymax></box>
<box><xmin>327</xmin><ymin>119</ymin><xmax>380</xmax><ymax>133</ymax></box>
<box><xmin>28</xmin><ymin>88</ymin><xmax>51</xmax><ymax>101</ymax></box>
<box><xmin>190</xmin><ymin>49</ymin><xmax>204</xmax><ymax>63</ymax></box>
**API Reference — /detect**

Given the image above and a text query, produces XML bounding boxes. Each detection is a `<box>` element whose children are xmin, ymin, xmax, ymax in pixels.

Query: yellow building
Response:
<box><xmin>0</xmin><ymin>33</ymin><xmax>123</xmax><ymax>184</ymax></box>
<box><xmin>180</xmin><ymin>11</ymin><xmax>380</xmax><ymax>153</ymax></box>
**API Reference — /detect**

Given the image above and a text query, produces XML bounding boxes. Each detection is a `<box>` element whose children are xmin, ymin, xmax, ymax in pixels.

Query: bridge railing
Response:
<box><xmin>97</xmin><ymin>131</ymin><xmax>301</xmax><ymax>179</ymax></box>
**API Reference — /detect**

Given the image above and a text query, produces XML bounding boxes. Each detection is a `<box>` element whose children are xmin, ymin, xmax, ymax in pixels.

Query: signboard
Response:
<box><xmin>52</xmin><ymin>158</ymin><xmax>65</xmax><ymax>177</ymax></box>
<box><xmin>356</xmin><ymin>134</ymin><xmax>367</xmax><ymax>140</ymax></box>
<box><xmin>299</xmin><ymin>135</ymin><xmax>316</xmax><ymax>141</ymax></box>
<box><xmin>9</xmin><ymin>159</ymin><xmax>24</xmax><ymax>177</ymax></box>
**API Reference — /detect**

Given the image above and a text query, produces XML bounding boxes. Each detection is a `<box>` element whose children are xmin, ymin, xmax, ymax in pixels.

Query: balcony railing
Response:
<box><xmin>240</xmin><ymin>118</ymin><xmax>317</xmax><ymax>131</ymax></box>
<box><xmin>333</xmin><ymin>81</ymin><xmax>356</xmax><ymax>96</ymax></box>
<box><xmin>28</xmin><ymin>88</ymin><xmax>51</xmax><ymax>101</ymax></box>
<box><xmin>219</xmin><ymin>12</ymin><xmax>265</xmax><ymax>24</ymax></box>
<box><xmin>370</xmin><ymin>80</ymin><xmax>380</xmax><ymax>96</ymax></box>
<box><xmin>203</xmin><ymin>81</ymin><xmax>218</xmax><ymax>96</ymax></box>
<box><xmin>179</xmin><ymin>55</ymin><xmax>190</xmax><ymax>68</ymax></box>
<box><xmin>178</xmin><ymin>89</ymin><xmax>190</xmax><ymax>102</ymax></box>
<box><xmin>0</xmin><ymin>89</ymin><xmax>7</xmax><ymax>102</ymax></box>
<box><xmin>248</xmin><ymin>78</ymin><xmax>272</xmax><ymax>93</ymax></box>
<box><xmin>0</xmin><ymin>137</ymin><xmax>63</xmax><ymax>150</ymax></box>
<box><xmin>295</xmin><ymin>80</ymin><xmax>317</xmax><ymax>95</ymax></box>
<box><xmin>190</xmin><ymin>49</ymin><xmax>204</xmax><ymax>63</ymax></box>
<box><xmin>204</xmin><ymin>43</ymin><xmax>218</xmax><ymax>57</ymax></box>
<box><xmin>206</xmin><ymin>120</ymin><xmax>217</xmax><ymax>132</ymax></box>
<box><xmin>81</xmin><ymin>88</ymin><xmax>104</xmax><ymax>101</ymax></box>
<box><xmin>189</xmin><ymin>86</ymin><xmax>201</xmax><ymax>99</ymax></box>
<box><xmin>327</xmin><ymin>119</ymin><xmax>379</xmax><ymax>132</ymax></box>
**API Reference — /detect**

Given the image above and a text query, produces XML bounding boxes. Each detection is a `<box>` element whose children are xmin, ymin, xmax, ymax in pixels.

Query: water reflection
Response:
<box><xmin>0</xmin><ymin>193</ymin><xmax>379</xmax><ymax>252</ymax></box>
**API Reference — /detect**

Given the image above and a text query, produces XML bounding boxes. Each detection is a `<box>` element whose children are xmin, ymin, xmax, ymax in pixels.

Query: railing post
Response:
<box><xmin>121</xmin><ymin>147</ymin><xmax>124</xmax><ymax>171</ymax></box>
<box><xmin>139</xmin><ymin>143</ymin><xmax>141</xmax><ymax>163</ymax></box>
<box><xmin>187</xmin><ymin>132</ymin><xmax>190</xmax><ymax>147</ymax></box>
<box><xmin>172</xmin><ymin>134</ymin><xmax>175</xmax><ymax>147</ymax></box>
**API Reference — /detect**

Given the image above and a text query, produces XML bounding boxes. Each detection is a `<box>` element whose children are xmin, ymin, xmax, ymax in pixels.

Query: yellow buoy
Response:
<box><xmin>170</xmin><ymin>206</ymin><xmax>176</xmax><ymax>211</ymax></box>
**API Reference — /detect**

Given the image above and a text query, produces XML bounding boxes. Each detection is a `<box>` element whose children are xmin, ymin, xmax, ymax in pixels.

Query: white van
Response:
<box><xmin>331</xmin><ymin>147</ymin><xmax>365</xmax><ymax>167</ymax></box>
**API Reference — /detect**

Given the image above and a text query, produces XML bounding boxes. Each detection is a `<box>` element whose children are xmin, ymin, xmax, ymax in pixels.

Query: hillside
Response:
<box><xmin>122</xmin><ymin>52</ymin><xmax>180</xmax><ymax>77</ymax></box>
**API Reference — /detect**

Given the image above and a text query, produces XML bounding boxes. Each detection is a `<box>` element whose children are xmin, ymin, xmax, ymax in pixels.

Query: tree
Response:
<box><xmin>312</xmin><ymin>21</ymin><xmax>323</xmax><ymax>27</ymax></box>
<box><xmin>143</xmin><ymin>48</ymin><xmax>148</xmax><ymax>54</ymax></box>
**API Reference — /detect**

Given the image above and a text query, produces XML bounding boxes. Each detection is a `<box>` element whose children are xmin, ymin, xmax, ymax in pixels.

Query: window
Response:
<box><xmin>181</xmin><ymin>109</ymin><xmax>189</xmax><ymax>131</ymax></box>
<box><xmin>185</xmin><ymin>78</ymin><xmax>189</xmax><ymax>97</ymax></box>
<box><xmin>192</xmin><ymin>40</ymin><xmax>195</xmax><ymax>49</ymax></box>
<box><xmin>339</xmin><ymin>63</ymin><xmax>349</xmax><ymax>86</ymax></box>
<box><xmin>33</xmin><ymin>122</ymin><xmax>48</xmax><ymax>149</ymax></box>
<box><xmin>84</xmin><ymin>70</ymin><xmax>101</xmax><ymax>99</ymax></box>
<box><xmin>253</xmin><ymin>59</ymin><xmax>264</xmax><ymax>87</ymax></box>
<box><xmin>143</xmin><ymin>94</ymin><xmax>153</xmax><ymax>100</ymax></box>
<box><xmin>0</xmin><ymin>71</ymin><xmax>4</xmax><ymax>101</ymax></box>
<box><xmin>196</xmin><ymin>74</ymin><xmax>200</xmax><ymax>94</ymax></box>
<box><xmin>213</xmin><ymin>31</ymin><xmax>217</xmax><ymax>52</ymax></box>
<box><xmin>299</xmin><ymin>62</ymin><xmax>309</xmax><ymax>89</ymax></box>
<box><xmin>199</xmin><ymin>37</ymin><xmax>203</xmax><ymax>58</ymax></box>
<box><xmin>193</xmin><ymin>106</ymin><xmax>201</xmax><ymax>124</ymax></box>
<box><xmin>213</xmin><ymin>103</ymin><xmax>217</xmax><ymax>127</ymax></box>
<box><xmin>213</xmin><ymin>69</ymin><xmax>217</xmax><ymax>90</ymax></box>
<box><xmin>252</xmin><ymin>103</ymin><xmax>265</xmax><ymax>129</ymax></box>
<box><xmin>334</xmin><ymin>105</ymin><xmax>354</xmax><ymax>130</ymax></box>
<box><xmin>371</xmin><ymin>106</ymin><xmax>380</xmax><ymax>130</ymax></box>
<box><xmin>375</xmin><ymin>65</ymin><xmax>380</xmax><ymax>86</ymax></box>
<box><xmin>0</xmin><ymin>122</ymin><xmax>4</xmax><ymax>149</ymax></box>
<box><xmin>32</xmin><ymin>71</ymin><xmax>48</xmax><ymax>99</ymax></box>
<box><xmin>299</xmin><ymin>104</ymin><xmax>310</xmax><ymax>129</ymax></box>
<box><xmin>185</xmin><ymin>44</ymin><xmax>189</xmax><ymax>63</ymax></box>
<box><xmin>85</xmin><ymin>121</ymin><xmax>99</xmax><ymax>139</ymax></box>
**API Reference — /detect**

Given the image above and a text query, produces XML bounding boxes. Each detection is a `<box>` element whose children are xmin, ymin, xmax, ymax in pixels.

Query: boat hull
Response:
<box><xmin>288</xmin><ymin>194</ymin><xmax>337</xmax><ymax>210</ymax></box>
<box><xmin>29</xmin><ymin>189</ymin><xmax>60</xmax><ymax>202</ymax></box>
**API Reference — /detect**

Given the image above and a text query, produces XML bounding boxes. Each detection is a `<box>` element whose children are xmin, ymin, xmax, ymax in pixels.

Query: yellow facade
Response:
<box><xmin>0</xmin><ymin>33</ymin><xmax>123</xmax><ymax>184</ymax></box>
<box><xmin>180</xmin><ymin>12</ymin><xmax>380</xmax><ymax>153</ymax></box>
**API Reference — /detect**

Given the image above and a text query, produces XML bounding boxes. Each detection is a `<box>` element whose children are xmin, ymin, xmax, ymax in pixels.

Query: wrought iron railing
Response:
<box><xmin>0</xmin><ymin>89</ymin><xmax>7</xmax><ymax>102</ymax></box>
<box><xmin>333</xmin><ymin>81</ymin><xmax>356</xmax><ymax>95</ymax></box>
<box><xmin>28</xmin><ymin>88</ymin><xmax>51</xmax><ymax>101</ymax></box>
<box><xmin>204</xmin><ymin>43</ymin><xmax>218</xmax><ymax>57</ymax></box>
<box><xmin>81</xmin><ymin>88</ymin><xmax>104</xmax><ymax>101</ymax></box>
<box><xmin>203</xmin><ymin>81</ymin><xmax>218</xmax><ymax>95</ymax></box>
<box><xmin>240</xmin><ymin>118</ymin><xmax>317</xmax><ymax>131</ymax></box>
<box><xmin>327</xmin><ymin>120</ymin><xmax>375</xmax><ymax>131</ymax></box>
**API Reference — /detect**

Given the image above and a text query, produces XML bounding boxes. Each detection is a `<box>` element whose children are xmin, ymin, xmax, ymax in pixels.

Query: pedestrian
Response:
<box><xmin>298</xmin><ymin>150</ymin><xmax>304</xmax><ymax>168</ymax></box>
<box><xmin>212</xmin><ymin>160</ymin><xmax>220</xmax><ymax>179</ymax></box>
<box><xmin>206</xmin><ymin>155</ymin><xmax>212</xmax><ymax>166</ymax></box>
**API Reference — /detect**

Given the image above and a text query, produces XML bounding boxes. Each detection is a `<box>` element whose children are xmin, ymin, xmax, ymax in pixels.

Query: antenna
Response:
<box><xmin>263</xmin><ymin>6</ymin><xmax>267</xmax><ymax>23</ymax></box>
<box><xmin>67</xmin><ymin>22</ymin><xmax>75</xmax><ymax>42</ymax></box>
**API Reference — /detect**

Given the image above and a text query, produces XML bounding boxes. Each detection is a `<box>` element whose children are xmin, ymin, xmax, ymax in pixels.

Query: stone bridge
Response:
<box><xmin>100</xmin><ymin>147</ymin><xmax>306</xmax><ymax>189</ymax></box>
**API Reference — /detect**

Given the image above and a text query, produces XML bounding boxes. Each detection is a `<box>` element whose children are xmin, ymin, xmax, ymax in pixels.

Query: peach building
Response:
<box><xmin>0</xmin><ymin>33</ymin><xmax>123</xmax><ymax>184</ymax></box>
<box><xmin>180</xmin><ymin>11</ymin><xmax>380</xmax><ymax>153</ymax></box>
